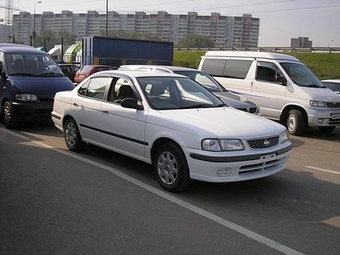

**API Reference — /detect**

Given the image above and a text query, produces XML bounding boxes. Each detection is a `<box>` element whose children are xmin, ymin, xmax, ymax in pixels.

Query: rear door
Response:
<box><xmin>71</xmin><ymin>77</ymin><xmax>111</xmax><ymax>142</ymax></box>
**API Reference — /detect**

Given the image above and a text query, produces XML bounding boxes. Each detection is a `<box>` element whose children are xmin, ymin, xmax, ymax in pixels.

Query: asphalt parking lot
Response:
<box><xmin>1</xmin><ymin>123</ymin><xmax>339</xmax><ymax>255</ymax></box>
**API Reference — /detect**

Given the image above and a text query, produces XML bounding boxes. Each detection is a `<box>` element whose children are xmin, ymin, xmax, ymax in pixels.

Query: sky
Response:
<box><xmin>2</xmin><ymin>0</ymin><xmax>340</xmax><ymax>47</ymax></box>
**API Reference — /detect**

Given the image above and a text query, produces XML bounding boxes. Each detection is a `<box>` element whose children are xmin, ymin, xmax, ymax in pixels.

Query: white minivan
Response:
<box><xmin>198</xmin><ymin>51</ymin><xmax>340</xmax><ymax>135</ymax></box>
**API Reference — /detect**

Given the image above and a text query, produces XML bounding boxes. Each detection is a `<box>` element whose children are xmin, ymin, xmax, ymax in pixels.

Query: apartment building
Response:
<box><xmin>12</xmin><ymin>10</ymin><xmax>259</xmax><ymax>47</ymax></box>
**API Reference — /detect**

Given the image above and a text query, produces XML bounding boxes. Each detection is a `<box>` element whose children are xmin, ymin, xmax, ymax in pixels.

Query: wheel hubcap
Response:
<box><xmin>65</xmin><ymin>122</ymin><xmax>77</xmax><ymax>146</ymax></box>
<box><xmin>287</xmin><ymin>115</ymin><xmax>296</xmax><ymax>132</ymax></box>
<box><xmin>157</xmin><ymin>151</ymin><xmax>178</xmax><ymax>185</ymax></box>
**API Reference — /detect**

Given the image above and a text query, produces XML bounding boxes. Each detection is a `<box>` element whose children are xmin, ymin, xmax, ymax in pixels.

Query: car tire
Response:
<box><xmin>154</xmin><ymin>142</ymin><xmax>191</xmax><ymax>193</ymax></box>
<box><xmin>64</xmin><ymin>118</ymin><xmax>86</xmax><ymax>152</ymax></box>
<box><xmin>3</xmin><ymin>101</ymin><xmax>18</xmax><ymax>129</ymax></box>
<box><xmin>286</xmin><ymin>109</ymin><xmax>304</xmax><ymax>135</ymax></box>
<box><xmin>319</xmin><ymin>126</ymin><xmax>336</xmax><ymax>133</ymax></box>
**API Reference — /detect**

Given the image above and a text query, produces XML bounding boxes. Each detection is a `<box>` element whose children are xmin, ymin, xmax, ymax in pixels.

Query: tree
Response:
<box><xmin>35</xmin><ymin>30</ymin><xmax>77</xmax><ymax>50</ymax></box>
<box><xmin>176</xmin><ymin>34</ymin><xmax>215</xmax><ymax>48</ymax></box>
<box><xmin>100</xmin><ymin>29</ymin><xmax>162</xmax><ymax>41</ymax></box>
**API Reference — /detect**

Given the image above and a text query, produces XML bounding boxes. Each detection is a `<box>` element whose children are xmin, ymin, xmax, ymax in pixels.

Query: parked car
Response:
<box><xmin>118</xmin><ymin>65</ymin><xmax>259</xmax><ymax>114</ymax></box>
<box><xmin>74</xmin><ymin>64</ymin><xmax>116</xmax><ymax>84</ymax></box>
<box><xmin>58</xmin><ymin>63</ymin><xmax>80</xmax><ymax>83</ymax></box>
<box><xmin>321</xmin><ymin>79</ymin><xmax>340</xmax><ymax>95</ymax></box>
<box><xmin>52</xmin><ymin>70</ymin><xmax>292</xmax><ymax>192</ymax></box>
<box><xmin>0</xmin><ymin>43</ymin><xmax>75</xmax><ymax>128</ymax></box>
<box><xmin>198</xmin><ymin>51</ymin><xmax>340</xmax><ymax>135</ymax></box>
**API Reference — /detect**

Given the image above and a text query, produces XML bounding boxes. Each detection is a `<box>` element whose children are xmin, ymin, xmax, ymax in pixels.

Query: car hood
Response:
<box><xmin>290</xmin><ymin>85</ymin><xmax>340</xmax><ymax>102</ymax></box>
<box><xmin>152</xmin><ymin>107</ymin><xmax>285</xmax><ymax>139</ymax></box>
<box><xmin>9</xmin><ymin>76</ymin><xmax>75</xmax><ymax>97</ymax></box>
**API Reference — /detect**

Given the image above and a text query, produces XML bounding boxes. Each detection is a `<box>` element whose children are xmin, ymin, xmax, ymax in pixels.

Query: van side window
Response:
<box><xmin>256</xmin><ymin>61</ymin><xmax>285</xmax><ymax>84</ymax></box>
<box><xmin>201</xmin><ymin>59</ymin><xmax>251</xmax><ymax>79</ymax></box>
<box><xmin>201</xmin><ymin>59</ymin><xmax>226</xmax><ymax>76</ymax></box>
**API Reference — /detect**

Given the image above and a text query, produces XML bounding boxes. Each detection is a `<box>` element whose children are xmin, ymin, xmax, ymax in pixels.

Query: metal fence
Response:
<box><xmin>174</xmin><ymin>47</ymin><xmax>340</xmax><ymax>53</ymax></box>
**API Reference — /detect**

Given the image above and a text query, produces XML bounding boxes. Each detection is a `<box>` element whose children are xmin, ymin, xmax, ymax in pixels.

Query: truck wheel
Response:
<box><xmin>154</xmin><ymin>143</ymin><xmax>191</xmax><ymax>193</ymax></box>
<box><xmin>3</xmin><ymin>101</ymin><xmax>18</xmax><ymax>129</ymax></box>
<box><xmin>319</xmin><ymin>126</ymin><xmax>335</xmax><ymax>133</ymax></box>
<box><xmin>64</xmin><ymin>118</ymin><xmax>86</xmax><ymax>151</ymax></box>
<box><xmin>286</xmin><ymin>109</ymin><xmax>304</xmax><ymax>135</ymax></box>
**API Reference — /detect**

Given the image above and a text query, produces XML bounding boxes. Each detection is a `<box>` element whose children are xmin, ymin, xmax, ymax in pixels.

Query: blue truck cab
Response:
<box><xmin>0</xmin><ymin>44</ymin><xmax>75</xmax><ymax>128</ymax></box>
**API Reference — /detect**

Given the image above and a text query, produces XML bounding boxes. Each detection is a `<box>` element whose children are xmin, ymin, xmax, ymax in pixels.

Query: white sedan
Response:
<box><xmin>52</xmin><ymin>70</ymin><xmax>292</xmax><ymax>192</ymax></box>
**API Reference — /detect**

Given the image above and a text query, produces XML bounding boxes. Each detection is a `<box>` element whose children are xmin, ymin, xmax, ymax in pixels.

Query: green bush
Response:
<box><xmin>174</xmin><ymin>51</ymin><xmax>340</xmax><ymax>80</ymax></box>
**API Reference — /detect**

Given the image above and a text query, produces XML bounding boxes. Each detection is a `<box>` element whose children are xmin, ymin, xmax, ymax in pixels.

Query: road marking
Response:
<box><xmin>306</xmin><ymin>166</ymin><xmax>340</xmax><ymax>175</ymax></box>
<box><xmin>2</xmin><ymin>127</ymin><xmax>305</xmax><ymax>255</ymax></box>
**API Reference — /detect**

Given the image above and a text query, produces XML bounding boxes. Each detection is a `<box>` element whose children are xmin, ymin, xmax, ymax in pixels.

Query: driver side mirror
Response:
<box><xmin>121</xmin><ymin>98</ymin><xmax>144</xmax><ymax>110</ymax></box>
<box><xmin>276</xmin><ymin>75</ymin><xmax>287</xmax><ymax>85</ymax></box>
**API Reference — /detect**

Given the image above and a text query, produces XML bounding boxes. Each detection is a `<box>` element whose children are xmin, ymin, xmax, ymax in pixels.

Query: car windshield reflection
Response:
<box><xmin>138</xmin><ymin>77</ymin><xmax>224</xmax><ymax>110</ymax></box>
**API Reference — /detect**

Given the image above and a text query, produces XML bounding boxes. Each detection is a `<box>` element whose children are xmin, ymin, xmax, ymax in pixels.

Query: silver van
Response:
<box><xmin>199</xmin><ymin>51</ymin><xmax>340</xmax><ymax>135</ymax></box>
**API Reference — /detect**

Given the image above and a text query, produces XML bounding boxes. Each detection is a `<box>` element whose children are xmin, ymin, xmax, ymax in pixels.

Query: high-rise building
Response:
<box><xmin>290</xmin><ymin>37</ymin><xmax>312</xmax><ymax>48</ymax></box>
<box><xmin>12</xmin><ymin>10</ymin><xmax>260</xmax><ymax>47</ymax></box>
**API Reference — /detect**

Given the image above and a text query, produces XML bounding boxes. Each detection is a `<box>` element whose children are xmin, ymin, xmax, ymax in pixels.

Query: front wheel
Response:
<box><xmin>153</xmin><ymin>143</ymin><xmax>191</xmax><ymax>193</ymax></box>
<box><xmin>286</xmin><ymin>109</ymin><xmax>305</xmax><ymax>135</ymax></box>
<box><xmin>3</xmin><ymin>101</ymin><xmax>18</xmax><ymax>129</ymax></box>
<box><xmin>64</xmin><ymin>118</ymin><xmax>86</xmax><ymax>151</ymax></box>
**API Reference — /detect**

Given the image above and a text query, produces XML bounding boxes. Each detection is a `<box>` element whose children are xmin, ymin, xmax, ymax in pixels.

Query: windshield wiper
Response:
<box><xmin>10</xmin><ymin>72</ymin><xmax>38</xmax><ymax>76</ymax></box>
<box><xmin>179</xmin><ymin>103</ymin><xmax>215</xmax><ymax>109</ymax></box>
<box><xmin>305</xmin><ymin>84</ymin><xmax>327</xmax><ymax>88</ymax></box>
<box><xmin>39</xmin><ymin>72</ymin><xmax>65</xmax><ymax>77</ymax></box>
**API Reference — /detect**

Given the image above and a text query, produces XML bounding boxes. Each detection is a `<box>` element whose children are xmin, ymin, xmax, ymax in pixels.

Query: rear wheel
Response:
<box><xmin>3</xmin><ymin>101</ymin><xmax>18</xmax><ymax>129</ymax></box>
<box><xmin>154</xmin><ymin>143</ymin><xmax>191</xmax><ymax>193</ymax></box>
<box><xmin>319</xmin><ymin>126</ymin><xmax>335</xmax><ymax>133</ymax></box>
<box><xmin>64</xmin><ymin>118</ymin><xmax>85</xmax><ymax>151</ymax></box>
<box><xmin>286</xmin><ymin>109</ymin><xmax>304</xmax><ymax>135</ymax></box>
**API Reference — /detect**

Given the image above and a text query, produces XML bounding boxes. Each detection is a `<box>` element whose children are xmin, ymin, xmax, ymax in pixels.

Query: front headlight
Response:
<box><xmin>280</xmin><ymin>130</ymin><xmax>289</xmax><ymax>144</ymax></box>
<box><xmin>15</xmin><ymin>94</ymin><xmax>38</xmax><ymax>101</ymax></box>
<box><xmin>202</xmin><ymin>139</ymin><xmax>244</xmax><ymax>151</ymax></box>
<box><xmin>310</xmin><ymin>100</ymin><xmax>327</xmax><ymax>107</ymax></box>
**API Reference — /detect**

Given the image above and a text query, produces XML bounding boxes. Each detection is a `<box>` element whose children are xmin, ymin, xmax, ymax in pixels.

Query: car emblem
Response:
<box><xmin>263</xmin><ymin>139</ymin><xmax>270</xmax><ymax>147</ymax></box>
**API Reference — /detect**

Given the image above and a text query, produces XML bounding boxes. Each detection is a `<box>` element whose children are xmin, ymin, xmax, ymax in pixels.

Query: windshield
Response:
<box><xmin>5</xmin><ymin>53</ymin><xmax>63</xmax><ymax>76</ymax></box>
<box><xmin>280</xmin><ymin>62</ymin><xmax>325</xmax><ymax>88</ymax></box>
<box><xmin>138</xmin><ymin>76</ymin><xmax>225</xmax><ymax>110</ymax></box>
<box><xmin>174</xmin><ymin>70</ymin><xmax>225</xmax><ymax>92</ymax></box>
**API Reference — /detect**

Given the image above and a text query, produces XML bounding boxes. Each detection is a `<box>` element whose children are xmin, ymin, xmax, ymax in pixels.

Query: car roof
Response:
<box><xmin>0</xmin><ymin>43</ymin><xmax>47</xmax><ymax>54</ymax></box>
<box><xmin>321</xmin><ymin>79</ymin><xmax>340</xmax><ymax>83</ymax></box>
<box><xmin>91</xmin><ymin>69</ymin><xmax>188</xmax><ymax>79</ymax></box>
<box><xmin>118</xmin><ymin>65</ymin><xmax>200</xmax><ymax>73</ymax></box>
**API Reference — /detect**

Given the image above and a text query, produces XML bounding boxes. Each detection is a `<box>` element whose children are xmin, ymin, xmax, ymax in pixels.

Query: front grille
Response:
<box><xmin>247</xmin><ymin>136</ymin><xmax>279</xmax><ymax>149</ymax></box>
<box><xmin>326</xmin><ymin>102</ymin><xmax>340</xmax><ymax>108</ymax></box>
<box><xmin>39</xmin><ymin>97</ymin><xmax>54</xmax><ymax>102</ymax></box>
<box><xmin>239</xmin><ymin>157</ymin><xmax>285</xmax><ymax>175</ymax></box>
<box><xmin>329</xmin><ymin>119</ymin><xmax>340</xmax><ymax>125</ymax></box>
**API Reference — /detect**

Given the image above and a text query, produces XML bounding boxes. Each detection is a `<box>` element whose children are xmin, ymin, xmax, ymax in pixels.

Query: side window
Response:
<box><xmin>224</xmin><ymin>60</ymin><xmax>252</xmax><ymax>79</ymax></box>
<box><xmin>256</xmin><ymin>61</ymin><xmax>285</xmax><ymax>84</ymax></box>
<box><xmin>201</xmin><ymin>59</ymin><xmax>226</xmax><ymax>76</ymax></box>
<box><xmin>78</xmin><ymin>80</ymin><xmax>89</xmax><ymax>96</ymax></box>
<box><xmin>201</xmin><ymin>59</ymin><xmax>251</xmax><ymax>79</ymax></box>
<box><xmin>0</xmin><ymin>52</ymin><xmax>4</xmax><ymax>74</ymax></box>
<box><xmin>78</xmin><ymin>77</ymin><xmax>111</xmax><ymax>100</ymax></box>
<box><xmin>109</xmin><ymin>78</ymin><xmax>135</xmax><ymax>103</ymax></box>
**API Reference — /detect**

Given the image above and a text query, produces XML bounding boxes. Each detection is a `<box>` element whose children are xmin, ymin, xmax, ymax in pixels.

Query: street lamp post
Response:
<box><xmin>105</xmin><ymin>0</ymin><xmax>108</xmax><ymax>37</ymax></box>
<box><xmin>33</xmin><ymin>1</ymin><xmax>42</xmax><ymax>47</ymax></box>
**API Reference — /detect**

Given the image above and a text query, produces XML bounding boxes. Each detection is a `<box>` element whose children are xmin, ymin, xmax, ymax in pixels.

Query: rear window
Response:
<box><xmin>201</xmin><ymin>59</ymin><xmax>252</xmax><ymax>79</ymax></box>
